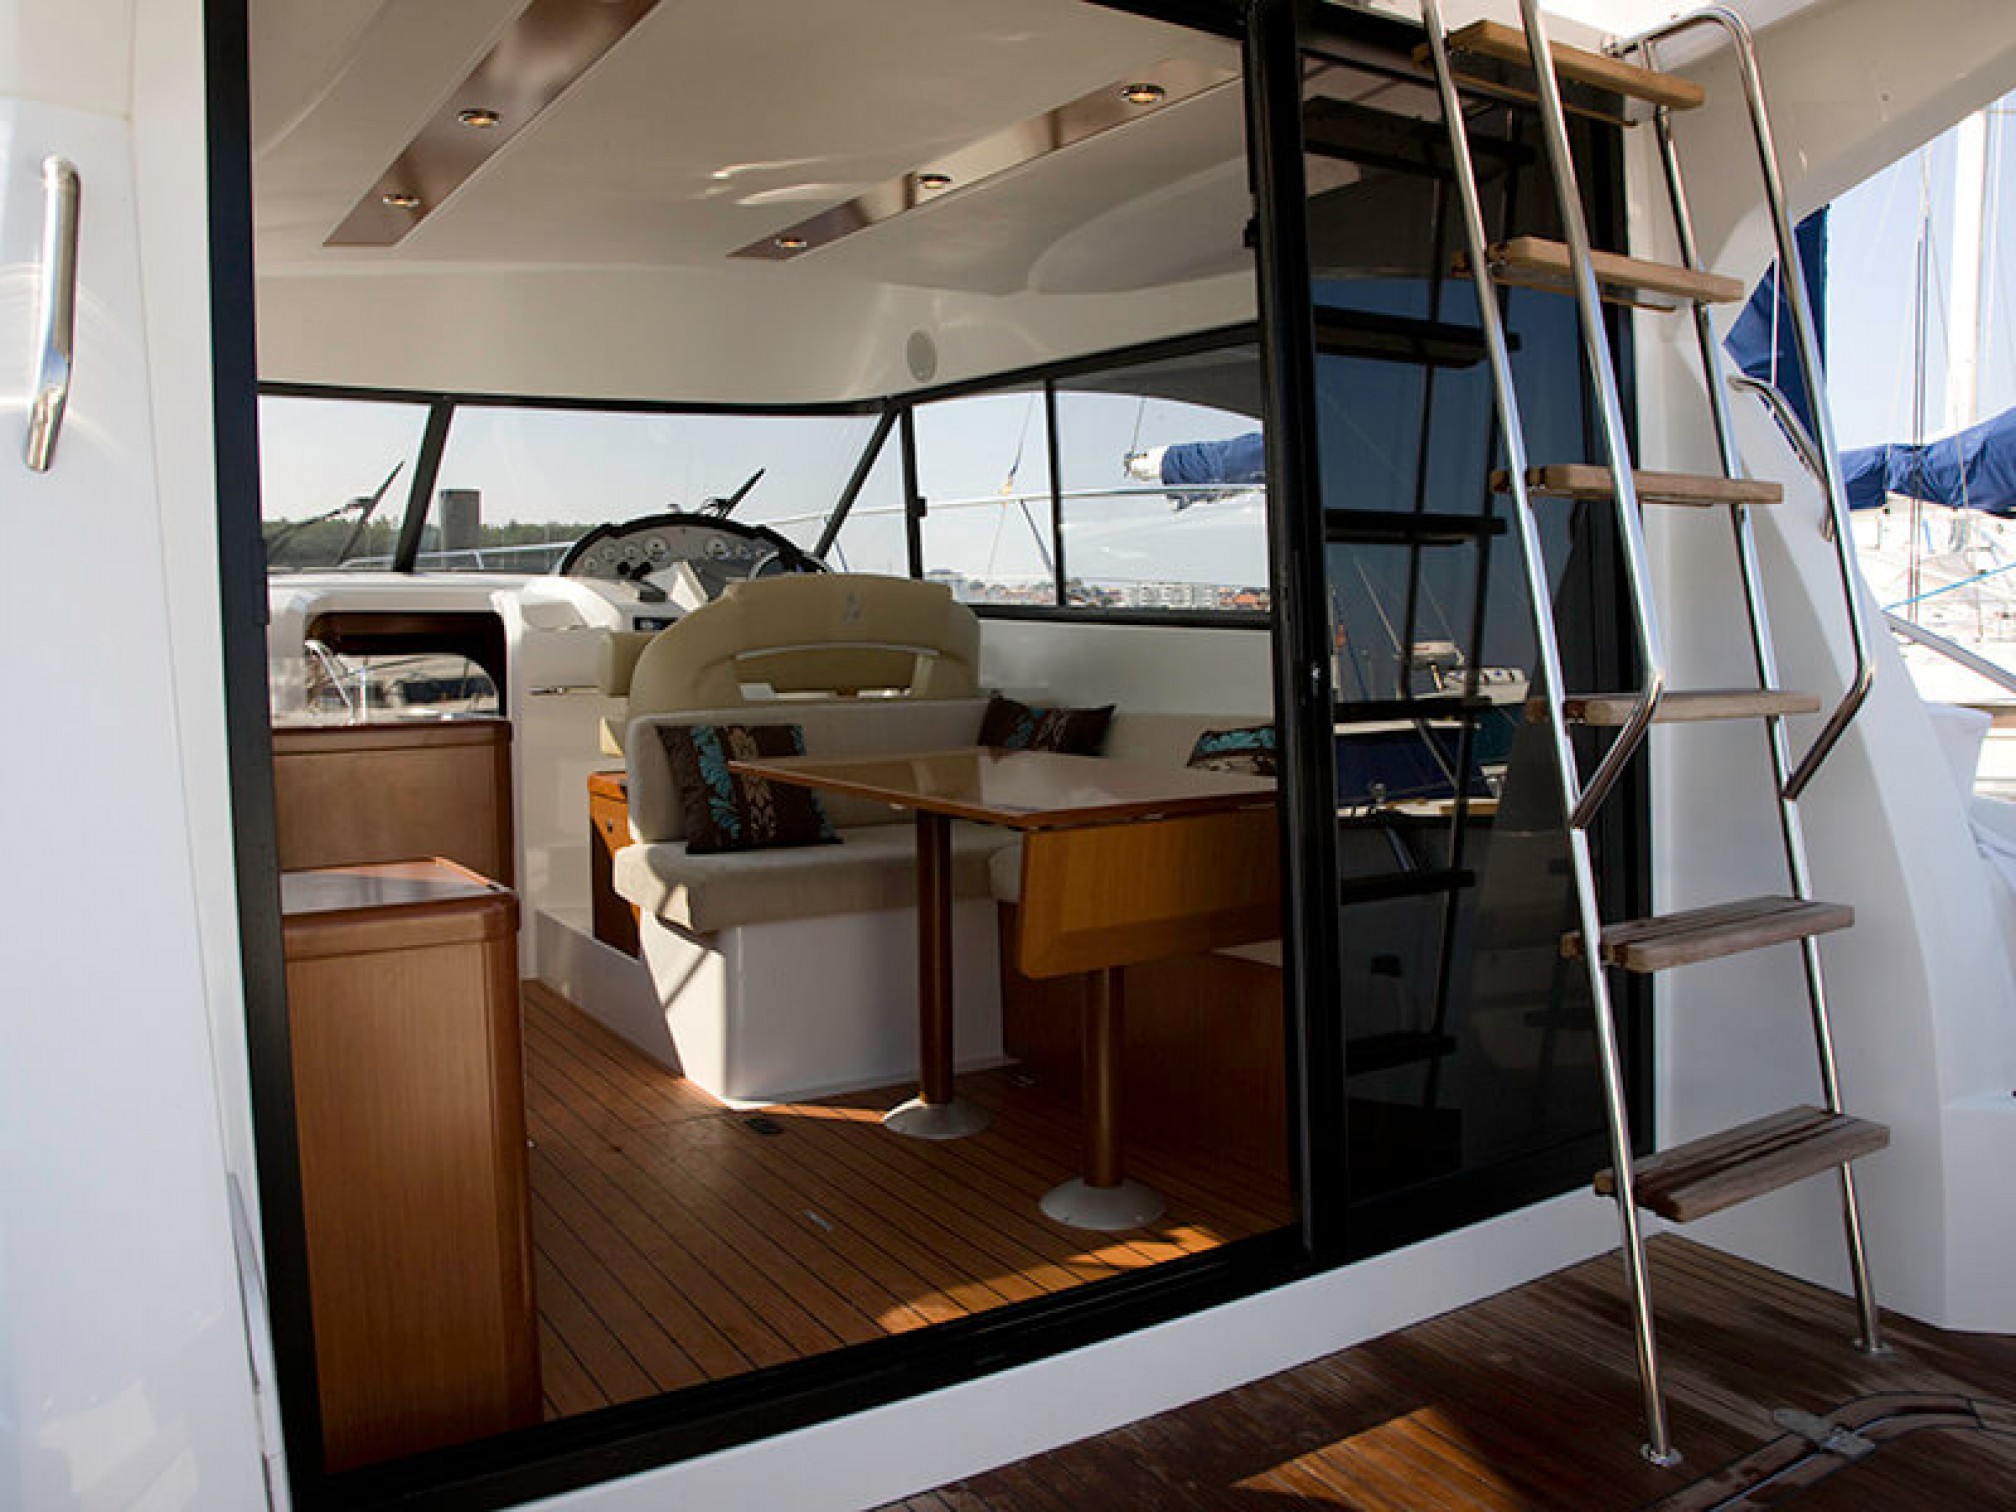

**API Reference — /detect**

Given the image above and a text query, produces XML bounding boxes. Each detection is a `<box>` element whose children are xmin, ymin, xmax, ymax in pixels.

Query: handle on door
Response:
<box><xmin>25</xmin><ymin>157</ymin><xmax>80</xmax><ymax>473</ymax></box>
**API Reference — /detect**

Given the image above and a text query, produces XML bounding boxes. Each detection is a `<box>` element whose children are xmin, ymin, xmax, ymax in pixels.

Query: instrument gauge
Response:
<box><xmin>645</xmin><ymin>536</ymin><xmax>673</xmax><ymax>566</ymax></box>
<box><xmin>704</xmin><ymin>537</ymin><xmax>731</xmax><ymax>559</ymax></box>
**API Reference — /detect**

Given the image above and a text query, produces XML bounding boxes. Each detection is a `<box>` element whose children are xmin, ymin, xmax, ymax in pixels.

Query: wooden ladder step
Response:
<box><xmin>1565</xmin><ymin>895</ymin><xmax>1853</xmax><ymax>972</ymax></box>
<box><xmin>1595</xmin><ymin>1106</ymin><xmax>1888</xmax><ymax>1222</ymax></box>
<box><xmin>1459</xmin><ymin>237</ymin><xmax>1745</xmax><ymax>307</ymax></box>
<box><xmin>1423</xmin><ymin>19</ymin><xmax>1706</xmax><ymax>112</ymax></box>
<box><xmin>1540</xmin><ymin>688</ymin><xmax>1822</xmax><ymax>727</ymax></box>
<box><xmin>1493</xmin><ymin>464</ymin><xmax>1784</xmax><ymax>508</ymax></box>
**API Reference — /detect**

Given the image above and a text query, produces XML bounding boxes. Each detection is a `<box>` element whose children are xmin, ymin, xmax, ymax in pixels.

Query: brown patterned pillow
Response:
<box><xmin>976</xmin><ymin>693</ymin><xmax>1113</xmax><ymax>755</ymax></box>
<box><xmin>655</xmin><ymin>723</ymin><xmax>839</xmax><ymax>855</ymax></box>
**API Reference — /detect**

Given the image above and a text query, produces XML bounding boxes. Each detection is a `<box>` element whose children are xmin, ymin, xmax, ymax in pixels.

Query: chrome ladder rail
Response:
<box><xmin>1629</xmin><ymin>11</ymin><xmax>1882</xmax><ymax>1355</ymax></box>
<box><xmin>1417</xmin><ymin>0</ymin><xmax>1676</xmax><ymax>1464</ymax></box>
<box><xmin>1419</xmin><ymin>0</ymin><xmax>1888</xmax><ymax>1468</ymax></box>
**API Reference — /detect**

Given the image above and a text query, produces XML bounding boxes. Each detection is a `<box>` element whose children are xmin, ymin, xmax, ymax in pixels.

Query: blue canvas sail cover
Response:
<box><xmin>1157</xmin><ymin>432</ymin><xmax>1267</xmax><ymax>486</ymax></box>
<box><xmin>1724</xmin><ymin>208</ymin><xmax>1829</xmax><ymax>439</ymax></box>
<box><xmin>1841</xmin><ymin>406</ymin><xmax>2016</xmax><ymax>515</ymax></box>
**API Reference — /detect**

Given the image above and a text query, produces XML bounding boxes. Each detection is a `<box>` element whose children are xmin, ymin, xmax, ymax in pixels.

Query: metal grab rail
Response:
<box><xmin>1615</xmin><ymin>7</ymin><xmax>1873</xmax><ymax>801</ymax></box>
<box><xmin>1727</xmin><ymin>373</ymin><xmax>1827</xmax><ymax>499</ymax></box>
<box><xmin>25</xmin><ymin>157</ymin><xmax>80</xmax><ymax>473</ymax></box>
<box><xmin>1887</xmin><ymin>613</ymin><xmax>2016</xmax><ymax>698</ymax></box>
<box><xmin>1517</xmin><ymin>1</ymin><xmax>1669</xmax><ymax>830</ymax></box>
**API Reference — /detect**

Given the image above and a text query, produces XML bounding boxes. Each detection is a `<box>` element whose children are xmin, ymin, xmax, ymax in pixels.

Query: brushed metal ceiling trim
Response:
<box><xmin>326</xmin><ymin>0</ymin><xmax>663</xmax><ymax>248</ymax></box>
<box><xmin>730</xmin><ymin>57</ymin><xmax>1240</xmax><ymax>263</ymax></box>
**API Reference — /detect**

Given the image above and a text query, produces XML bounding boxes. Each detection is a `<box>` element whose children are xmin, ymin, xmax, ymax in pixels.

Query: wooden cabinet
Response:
<box><xmin>281</xmin><ymin>859</ymin><xmax>538</xmax><ymax>1471</ymax></box>
<box><xmin>588</xmin><ymin>770</ymin><xmax>640</xmax><ymax>957</ymax></box>
<box><xmin>272</xmin><ymin>718</ymin><xmax>514</xmax><ymax>884</ymax></box>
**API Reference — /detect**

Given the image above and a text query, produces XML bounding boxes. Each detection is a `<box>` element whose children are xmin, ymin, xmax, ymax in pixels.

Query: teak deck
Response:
<box><xmin>880</xmin><ymin>1236</ymin><xmax>2016</xmax><ymax>1511</ymax></box>
<box><xmin>521</xmin><ymin>982</ymin><xmax>1295</xmax><ymax>1416</ymax></box>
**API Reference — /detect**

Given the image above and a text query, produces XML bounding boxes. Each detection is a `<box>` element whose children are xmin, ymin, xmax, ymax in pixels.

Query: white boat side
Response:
<box><xmin>4</xmin><ymin>1</ymin><xmax>2016</xmax><ymax>1509</ymax></box>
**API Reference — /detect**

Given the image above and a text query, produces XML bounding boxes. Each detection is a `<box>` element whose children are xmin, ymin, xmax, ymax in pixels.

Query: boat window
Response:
<box><xmin>424</xmin><ymin>405</ymin><xmax>882</xmax><ymax>572</ymax></box>
<box><xmin>915</xmin><ymin>387</ymin><xmax>1059</xmax><ymax>605</ymax></box>
<box><xmin>258</xmin><ymin>393</ymin><xmax>432</xmax><ymax>574</ymax></box>
<box><xmin>819</xmin><ymin>420</ymin><xmax>911</xmax><ymax>577</ymax></box>
<box><xmin>1054</xmin><ymin>345</ymin><xmax>1269</xmax><ymax>613</ymax></box>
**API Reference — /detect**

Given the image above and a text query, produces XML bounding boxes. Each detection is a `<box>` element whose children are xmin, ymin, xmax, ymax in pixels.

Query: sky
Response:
<box><xmin>1824</xmin><ymin>97</ymin><xmax>2016</xmax><ymax>448</ymax></box>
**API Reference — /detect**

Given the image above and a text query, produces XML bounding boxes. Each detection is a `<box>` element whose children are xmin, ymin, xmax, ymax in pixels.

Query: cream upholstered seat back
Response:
<box><xmin>604</xmin><ymin>574</ymin><xmax>980</xmax><ymax>749</ymax></box>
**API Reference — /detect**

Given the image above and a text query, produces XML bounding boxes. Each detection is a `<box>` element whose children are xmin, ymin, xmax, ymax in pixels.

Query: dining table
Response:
<box><xmin>729</xmin><ymin>744</ymin><xmax>1279</xmax><ymax>1230</ymax></box>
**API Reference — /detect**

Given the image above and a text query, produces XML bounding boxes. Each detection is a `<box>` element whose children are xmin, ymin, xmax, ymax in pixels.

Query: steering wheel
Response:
<box><xmin>554</xmin><ymin>510</ymin><xmax>824</xmax><ymax>584</ymax></box>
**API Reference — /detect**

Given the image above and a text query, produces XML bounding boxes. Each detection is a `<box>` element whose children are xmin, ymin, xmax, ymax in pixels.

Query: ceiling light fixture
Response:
<box><xmin>326</xmin><ymin>0</ymin><xmax>666</xmax><ymax>247</ymax></box>
<box><xmin>731</xmin><ymin>57</ymin><xmax>1237</xmax><ymax>265</ymax></box>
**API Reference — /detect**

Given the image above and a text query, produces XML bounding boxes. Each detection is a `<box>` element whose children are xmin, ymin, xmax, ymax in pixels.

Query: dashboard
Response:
<box><xmin>555</xmin><ymin>513</ymin><xmax>821</xmax><ymax>593</ymax></box>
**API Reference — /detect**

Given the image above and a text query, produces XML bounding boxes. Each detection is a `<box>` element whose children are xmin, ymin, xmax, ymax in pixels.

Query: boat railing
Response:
<box><xmin>1885</xmin><ymin>611</ymin><xmax>2016</xmax><ymax>700</ymax></box>
<box><xmin>1727</xmin><ymin>372</ymin><xmax>1828</xmax><ymax>505</ymax></box>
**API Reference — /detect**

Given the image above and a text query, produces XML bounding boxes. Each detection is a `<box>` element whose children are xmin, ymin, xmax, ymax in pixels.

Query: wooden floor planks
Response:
<box><xmin>522</xmin><ymin>981</ymin><xmax>1295</xmax><ymax>1417</ymax></box>
<box><xmin>887</xmin><ymin>1236</ymin><xmax>2016</xmax><ymax>1510</ymax></box>
<box><xmin>525</xmin><ymin>979</ymin><xmax>2016</xmax><ymax>1509</ymax></box>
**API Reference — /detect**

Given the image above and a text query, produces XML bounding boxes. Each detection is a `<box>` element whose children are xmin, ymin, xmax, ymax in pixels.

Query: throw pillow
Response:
<box><xmin>976</xmin><ymin>693</ymin><xmax>1114</xmax><ymax>755</ymax></box>
<box><xmin>656</xmin><ymin>723</ymin><xmax>839</xmax><ymax>855</ymax></box>
<box><xmin>1187</xmin><ymin>723</ymin><xmax>1278</xmax><ymax>778</ymax></box>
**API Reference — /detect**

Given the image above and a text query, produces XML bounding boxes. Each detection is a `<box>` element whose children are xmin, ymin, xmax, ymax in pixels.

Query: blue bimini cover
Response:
<box><xmin>1724</xmin><ymin>208</ymin><xmax>1829</xmax><ymax>440</ymax></box>
<box><xmin>1841</xmin><ymin>406</ymin><xmax>2016</xmax><ymax>516</ymax></box>
<box><xmin>1159</xmin><ymin>432</ymin><xmax>1267</xmax><ymax>487</ymax></box>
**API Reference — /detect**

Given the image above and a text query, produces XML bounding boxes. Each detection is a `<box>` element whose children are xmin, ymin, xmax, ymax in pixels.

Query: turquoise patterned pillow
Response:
<box><xmin>656</xmin><ymin>723</ymin><xmax>839</xmax><ymax>855</ymax></box>
<box><xmin>1187</xmin><ymin>724</ymin><xmax>1277</xmax><ymax>778</ymax></box>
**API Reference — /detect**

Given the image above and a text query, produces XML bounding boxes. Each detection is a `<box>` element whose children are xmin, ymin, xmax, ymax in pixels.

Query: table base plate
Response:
<box><xmin>1040</xmin><ymin>1177</ymin><xmax>1164</xmax><ymax>1231</ymax></box>
<box><xmin>883</xmin><ymin>1096</ymin><xmax>991</xmax><ymax>1141</ymax></box>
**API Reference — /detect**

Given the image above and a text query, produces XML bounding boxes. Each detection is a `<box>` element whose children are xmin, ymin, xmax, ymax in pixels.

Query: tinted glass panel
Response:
<box><xmin>914</xmin><ymin>389</ymin><xmax>1057</xmax><ymax>605</ymax></box>
<box><xmin>1297</xmin><ymin>46</ymin><xmax>1644</xmax><ymax>1245</ymax></box>
<box><xmin>258</xmin><ymin>394</ymin><xmax>431</xmax><ymax>574</ymax></box>
<box><xmin>425</xmin><ymin>407</ymin><xmax>881</xmax><ymax>571</ymax></box>
<box><xmin>1056</xmin><ymin>346</ymin><xmax>1269</xmax><ymax>613</ymax></box>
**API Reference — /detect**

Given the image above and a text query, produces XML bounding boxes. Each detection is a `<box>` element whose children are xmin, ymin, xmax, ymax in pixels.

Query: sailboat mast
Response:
<box><xmin>1948</xmin><ymin>108</ymin><xmax>1991</xmax><ymax>437</ymax></box>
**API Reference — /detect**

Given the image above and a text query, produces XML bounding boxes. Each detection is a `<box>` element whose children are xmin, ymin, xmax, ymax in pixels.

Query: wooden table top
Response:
<box><xmin>730</xmin><ymin>747</ymin><xmax>1275</xmax><ymax>831</ymax></box>
<box><xmin>280</xmin><ymin>857</ymin><xmax>510</xmax><ymax>918</ymax></box>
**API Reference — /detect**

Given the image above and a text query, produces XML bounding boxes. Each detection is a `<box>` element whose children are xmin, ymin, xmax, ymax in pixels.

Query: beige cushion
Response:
<box><xmin>625</xmin><ymin>697</ymin><xmax>990</xmax><ymax>843</ymax></box>
<box><xmin>597</xmin><ymin>630</ymin><xmax>656</xmax><ymax>698</ymax></box>
<box><xmin>614</xmin><ymin>821</ymin><xmax>1014</xmax><ymax>933</ymax></box>
<box><xmin>626</xmin><ymin>573</ymin><xmax>981</xmax><ymax>715</ymax></box>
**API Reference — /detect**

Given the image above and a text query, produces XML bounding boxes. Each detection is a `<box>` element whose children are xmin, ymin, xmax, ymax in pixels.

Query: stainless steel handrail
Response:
<box><xmin>25</xmin><ymin>157</ymin><xmax>80</xmax><ymax>473</ymax></box>
<box><xmin>1727</xmin><ymin>372</ymin><xmax>1827</xmax><ymax>496</ymax></box>
<box><xmin>1886</xmin><ymin>612</ymin><xmax>2016</xmax><ymax>698</ymax></box>
<box><xmin>1418</xmin><ymin>0</ymin><xmax>1674</xmax><ymax>1465</ymax></box>
<box><xmin>1517</xmin><ymin>1</ymin><xmax>1669</xmax><ymax>831</ymax></box>
<box><xmin>1639</xmin><ymin>21</ymin><xmax>1883</xmax><ymax>1360</ymax></box>
<box><xmin>1617</xmin><ymin>7</ymin><xmax>1873</xmax><ymax>802</ymax></box>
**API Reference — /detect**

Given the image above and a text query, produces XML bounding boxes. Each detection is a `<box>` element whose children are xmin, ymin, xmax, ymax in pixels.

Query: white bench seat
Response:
<box><xmin>615</xmin><ymin>821</ymin><xmax>1013</xmax><ymax>934</ymax></box>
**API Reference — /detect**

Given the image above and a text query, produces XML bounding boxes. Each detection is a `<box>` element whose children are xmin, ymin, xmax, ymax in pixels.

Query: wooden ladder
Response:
<box><xmin>1417</xmin><ymin>2</ymin><xmax>1884</xmax><ymax>1468</ymax></box>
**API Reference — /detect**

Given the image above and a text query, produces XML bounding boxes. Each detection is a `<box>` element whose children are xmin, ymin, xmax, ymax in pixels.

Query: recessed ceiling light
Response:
<box><xmin>381</xmin><ymin>191</ymin><xmax>422</xmax><ymax>210</ymax></box>
<box><xmin>916</xmin><ymin>172</ymin><xmax>953</xmax><ymax>190</ymax></box>
<box><xmin>457</xmin><ymin>107</ymin><xmax>502</xmax><ymax>129</ymax></box>
<box><xmin>774</xmin><ymin>234</ymin><xmax>808</xmax><ymax>251</ymax></box>
<box><xmin>1121</xmin><ymin>82</ymin><xmax>1166</xmax><ymax>106</ymax></box>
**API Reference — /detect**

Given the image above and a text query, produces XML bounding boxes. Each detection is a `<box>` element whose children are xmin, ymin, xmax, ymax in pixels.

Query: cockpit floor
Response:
<box><xmin>521</xmin><ymin>981</ymin><xmax>1295</xmax><ymax>1417</ymax></box>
